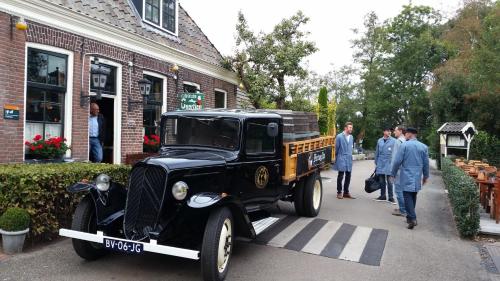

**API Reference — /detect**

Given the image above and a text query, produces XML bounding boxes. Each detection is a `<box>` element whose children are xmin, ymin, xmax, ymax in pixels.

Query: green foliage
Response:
<box><xmin>230</xmin><ymin>11</ymin><xmax>317</xmax><ymax>109</ymax></box>
<box><xmin>431</xmin><ymin>1</ymin><xmax>500</xmax><ymax>136</ymax></box>
<box><xmin>383</xmin><ymin>5</ymin><xmax>448</xmax><ymax>132</ymax></box>
<box><xmin>0</xmin><ymin>163</ymin><xmax>130</xmax><ymax>241</ymax></box>
<box><xmin>470</xmin><ymin>131</ymin><xmax>500</xmax><ymax>167</ymax></box>
<box><xmin>0</xmin><ymin>207</ymin><xmax>30</xmax><ymax>232</ymax></box>
<box><xmin>351</xmin><ymin>6</ymin><xmax>448</xmax><ymax>148</ymax></box>
<box><xmin>441</xmin><ymin>157</ymin><xmax>480</xmax><ymax>237</ymax></box>
<box><xmin>318</xmin><ymin>87</ymin><xmax>329</xmax><ymax>135</ymax></box>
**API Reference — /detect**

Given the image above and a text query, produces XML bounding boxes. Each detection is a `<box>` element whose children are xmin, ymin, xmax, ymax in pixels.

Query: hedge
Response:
<box><xmin>0</xmin><ymin>163</ymin><xmax>130</xmax><ymax>241</ymax></box>
<box><xmin>441</xmin><ymin>157</ymin><xmax>480</xmax><ymax>237</ymax></box>
<box><xmin>470</xmin><ymin>131</ymin><xmax>500</xmax><ymax>167</ymax></box>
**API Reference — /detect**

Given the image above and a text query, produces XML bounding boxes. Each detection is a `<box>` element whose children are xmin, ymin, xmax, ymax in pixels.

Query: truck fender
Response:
<box><xmin>188</xmin><ymin>192</ymin><xmax>256</xmax><ymax>239</ymax></box>
<box><xmin>68</xmin><ymin>182</ymin><xmax>127</xmax><ymax>227</ymax></box>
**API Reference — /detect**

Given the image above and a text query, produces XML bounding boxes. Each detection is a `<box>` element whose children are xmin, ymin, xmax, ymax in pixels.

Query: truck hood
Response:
<box><xmin>143</xmin><ymin>150</ymin><xmax>226</xmax><ymax>170</ymax></box>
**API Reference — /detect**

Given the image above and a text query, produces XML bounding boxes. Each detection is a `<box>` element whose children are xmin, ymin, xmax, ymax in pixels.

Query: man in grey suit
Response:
<box><xmin>333</xmin><ymin>122</ymin><xmax>355</xmax><ymax>199</ymax></box>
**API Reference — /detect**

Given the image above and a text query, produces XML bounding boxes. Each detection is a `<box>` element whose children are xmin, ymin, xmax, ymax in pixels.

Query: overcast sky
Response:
<box><xmin>180</xmin><ymin>0</ymin><xmax>463</xmax><ymax>75</ymax></box>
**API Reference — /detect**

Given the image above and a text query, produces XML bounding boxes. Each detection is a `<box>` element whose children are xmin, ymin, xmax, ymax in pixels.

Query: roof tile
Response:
<box><xmin>40</xmin><ymin>0</ymin><xmax>224</xmax><ymax>67</ymax></box>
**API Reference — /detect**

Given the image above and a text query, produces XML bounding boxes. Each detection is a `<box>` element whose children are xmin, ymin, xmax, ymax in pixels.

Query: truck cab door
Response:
<box><xmin>237</xmin><ymin>118</ymin><xmax>282</xmax><ymax>204</ymax></box>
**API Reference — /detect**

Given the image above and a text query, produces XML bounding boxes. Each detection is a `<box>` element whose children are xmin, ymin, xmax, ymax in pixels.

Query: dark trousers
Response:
<box><xmin>378</xmin><ymin>174</ymin><xmax>394</xmax><ymax>200</ymax></box>
<box><xmin>403</xmin><ymin>191</ymin><xmax>418</xmax><ymax>221</ymax></box>
<box><xmin>337</xmin><ymin>171</ymin><xmax>351</xmax><ymax>194</ymax></box>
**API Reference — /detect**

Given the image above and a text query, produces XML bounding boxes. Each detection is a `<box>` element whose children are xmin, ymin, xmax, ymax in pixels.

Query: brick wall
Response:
<box><xmin>0</xmin><ymin>11</ymin><xmax>237</xmax><ymax>164</ymax></box>
<box><xmin>0</xmin><ymin>13</ymin><xmax>26</xmax><ymax>163</ymax></box>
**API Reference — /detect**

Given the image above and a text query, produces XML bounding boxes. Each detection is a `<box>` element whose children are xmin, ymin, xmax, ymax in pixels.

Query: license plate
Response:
<box><xmin>104</xmin><ymin>238</ymin><xmax>143</xmax><ymax>254</ymax></box>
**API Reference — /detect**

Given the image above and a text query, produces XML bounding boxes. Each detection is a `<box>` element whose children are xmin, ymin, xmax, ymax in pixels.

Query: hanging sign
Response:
<box><xmin>4</xmin><ymin>105</ymin><xmax>20</xmax><ymax>120</ymax></box>
<box><xmin>179</xmin><ymin>92</ymin><xmax>205</xmax><ymax>110</ymax></box>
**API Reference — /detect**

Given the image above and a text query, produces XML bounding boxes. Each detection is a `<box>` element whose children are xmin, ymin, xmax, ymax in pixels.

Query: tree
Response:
<box><xmin>352</xmin><ymin>12</ymin><xmax>386</xmax><ymax>148</ymax></box>
<box><xmin>230</xmin><ymin>11</ymin><xmax>317</xmax><ymax>109</ymax></box>
<box><xmin>469</xmin><ymin>1</ymin><xmax>500</xmax><ymax>135</ymax></box>
<box><xmin>430</xmin><ymin>0</ymin><xmax>499</xmax><ymax>141</ymax></box>
<box><xmin>318</xmin><ymin>87</ymin><xmax>328</xmax><ymax>134</ymax></box>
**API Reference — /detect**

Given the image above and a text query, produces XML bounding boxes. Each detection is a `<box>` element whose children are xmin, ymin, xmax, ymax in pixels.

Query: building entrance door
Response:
<box><xmin>93</xmin><ymin>97</ymin><xmax>114</xmax><ymax>164</ymax></box>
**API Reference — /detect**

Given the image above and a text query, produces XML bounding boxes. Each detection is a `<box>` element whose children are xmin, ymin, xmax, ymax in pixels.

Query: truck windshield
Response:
<box><xmin>163</xmin><ymin>116</ymin><xmax>240</xmax><ymax>150</ymax></box>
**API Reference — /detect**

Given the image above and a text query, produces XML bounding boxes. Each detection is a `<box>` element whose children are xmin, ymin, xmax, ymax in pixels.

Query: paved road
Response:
<box><xmin>0</xmin><ymin>160</ymin><xmax>493</xmax><ymax>281</ymax></box>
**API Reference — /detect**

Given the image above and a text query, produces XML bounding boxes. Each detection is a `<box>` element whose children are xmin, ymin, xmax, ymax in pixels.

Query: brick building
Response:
<box><xmin>0</xmin><ymin>0</ymin><xmax>240</xmax><ymax>164</ymax></box>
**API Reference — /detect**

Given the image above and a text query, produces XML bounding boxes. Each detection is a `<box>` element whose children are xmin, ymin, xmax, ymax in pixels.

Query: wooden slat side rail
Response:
<box><xmin>281</xmin><ymin>136</ymin><xmax>335</xmax><ymax>183</ymax></box>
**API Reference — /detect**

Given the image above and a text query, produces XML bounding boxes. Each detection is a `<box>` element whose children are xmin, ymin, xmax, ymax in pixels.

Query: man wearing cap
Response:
<box><xmin>391</xmin><ymin>126</ymin><xmax>407</xmax><ymax>217</ymax></box>
<box><xmin>374</xmin><ymin>127</ymin><xmax>396</xmax><ymax>204</ymax></box>
<box><xmin>391</xmin><ymin>127</ymin><xmax>429</xmax><ymax>229</ymax></box>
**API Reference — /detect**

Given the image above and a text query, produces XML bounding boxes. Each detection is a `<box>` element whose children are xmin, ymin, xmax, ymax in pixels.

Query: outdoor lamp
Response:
<box><xmin>91</xmin><ymin>65</ymin><xmax>108</xmax><ymax>100</ymax></box>
<box><xmin>128</xmin><ymin>78</ymin><xmax>152</xmax><ymax>111</ymax></box>
<box><xmin>138</xmin><ymin>78</ymin><xmax>152</xmax><ymax>97</ymax></box>
<box><xmin>81</xmin><ymin>60</ymin><xmax>107</xmax><ymax>106</ymax></box>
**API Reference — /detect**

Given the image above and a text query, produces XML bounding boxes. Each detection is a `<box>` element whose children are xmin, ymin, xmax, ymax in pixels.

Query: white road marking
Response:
<box><xmin>252</xmin><ymin>217</ymin><xmax>280</xmax><ymax>235</ymax></box>
<box><xmin>338</xmin><ymin>226</ymin><xmax>372</xmax><ymax>262</ymax></box>
<box><xmin>301</xmin><ymin>220</ymin><xmax>342</xmax><ymax>255</ymax></box>
<box><xmin>267</xmin><ymin>217</ymin><xmax>314</xmax><ymax>247</ymax></box>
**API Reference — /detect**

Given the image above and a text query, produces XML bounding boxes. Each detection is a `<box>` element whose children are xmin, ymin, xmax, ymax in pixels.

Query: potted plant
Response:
<box><xmin>0</xmin><ymin>207</ymin><xmax>30</xmax><ymax>254</ymax></box>
<box><xmin>143</xmin><ymin>134</ymin><xmax>160</xmax><ymax>153</ymax></box>
<box><xmin>25</xmin><ymin>134</ymin><xmax>70</xmax><ymax>162</ymax></box>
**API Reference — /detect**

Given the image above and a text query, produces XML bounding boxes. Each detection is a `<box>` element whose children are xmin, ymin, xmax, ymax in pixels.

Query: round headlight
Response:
<box><xmin>172</xmin><ymin>181</ymin><xmax>189</xmax><ymax>200</ymax></box>
<box><xmin>95</xmin><ymin>174</ymin><xmax>111</xmax><ymax>192</ymax></box>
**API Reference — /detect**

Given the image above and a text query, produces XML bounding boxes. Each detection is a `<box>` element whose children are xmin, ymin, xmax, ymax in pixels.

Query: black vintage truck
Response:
<box><xmin>60</xmin><ymin>110</ymin><xmax>335</xmax><ymax>281</ymax></box>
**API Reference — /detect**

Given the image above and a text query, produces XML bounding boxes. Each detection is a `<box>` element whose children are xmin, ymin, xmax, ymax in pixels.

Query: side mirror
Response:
<box><xmin>267</xmin><ymin>122</ymin><xmax>279</xmax><ymax>137</ymax></box>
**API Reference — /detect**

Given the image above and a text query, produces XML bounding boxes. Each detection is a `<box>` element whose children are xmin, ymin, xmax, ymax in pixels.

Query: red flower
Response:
<box><xmin>25</xmin><ymin>141</ymin><xmax>31</xmax><ymax>146</ymax></box>
<box><xmin>30</xmin><ymin>145</ymin><xmax>36</xmax><ymax>151</ymax></box>
<box><xmin>151</xmin><ymin>135</ymin><xmax>160</xmax><ymax>142</ymax></box>
<box><xmin>34</xmin><ymin>134</ymin><xmax>42</xmax><ymax>141</ymax></box>
<box><xmin>37</xmin><ymin>144</ymin><xmax>43</xmax><ymax>149</ymax></box>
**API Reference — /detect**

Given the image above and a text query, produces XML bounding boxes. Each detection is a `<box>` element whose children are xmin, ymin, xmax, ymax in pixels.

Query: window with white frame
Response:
<box><xmin>214</xmin><ymin>89</ymin><xmax>227</xmax><ymax>108</ymax></box>
<box><xmin>183</xmin><ymin>82</ymin><xmax>200</xmax><ymax>93</ymax></box>
<box><xmin>143</xmin><ymin>0</ymin><xmax>178</xmax><ymax>34</ymax></box>
<box><xmin>25</xmin><ymin>48</ymin><xmax>67</xmax><ymax>158</ymax></box>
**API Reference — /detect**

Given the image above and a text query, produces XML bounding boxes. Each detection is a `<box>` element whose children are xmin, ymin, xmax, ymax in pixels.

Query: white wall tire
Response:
<box><xmin>303</xmin><ymin>172</ymin><xmax>322</xmax><ymax>217</ymax></box>
<box><xmin>201</xmin><ymin>207</ymin><xmax>234</xmax><ymax>281</ymax></box>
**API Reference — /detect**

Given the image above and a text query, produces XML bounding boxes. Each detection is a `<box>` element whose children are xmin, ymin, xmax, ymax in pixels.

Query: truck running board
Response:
<box><xmin>252</xmin><ymin>217</ymin><xmax>280</xmax><ymax>235</ymax></box>
<box><xmin>59</xmin><ymin>228</ymin><xmax>200</xmax><ymax>260</ymax></box>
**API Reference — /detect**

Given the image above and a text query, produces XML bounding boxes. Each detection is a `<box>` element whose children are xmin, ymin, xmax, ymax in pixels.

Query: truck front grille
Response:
<box><xmin>123</xmin><ymin>164</ymin><xmax>167</xmax><ymax>241</ymax></box>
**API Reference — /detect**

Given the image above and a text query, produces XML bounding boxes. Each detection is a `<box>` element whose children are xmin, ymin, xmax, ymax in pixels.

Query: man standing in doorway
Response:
<box><xmin>334</xmin><ymin>122</ymin><xmax>355</xmax><ymax>199</ymax></box>
<box><xmin>89</xmin><ymin>102</ymin><xmax>105</xmax><ymax>163</ymax></box>
<box><xmin>391</xmin><ymin>126</ymin><xmax>407</xmax><ymax>217</ymax></box>
<box><xmin>391</xmin><ymin>127</ymin><xmax>429</xmax><ymax>229</ymax></box>
<box><xmin>374</xmin><ymin>127</ymin><xmax>396</xmax><ymax>204</ymax></box>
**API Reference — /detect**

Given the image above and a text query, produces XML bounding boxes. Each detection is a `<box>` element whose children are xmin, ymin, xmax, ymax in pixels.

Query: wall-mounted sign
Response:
<box><xmin>4</xmin><ymin>105</ymin><xmax>20</xmax><ymax>120</ymax></box>
<box><xmin>179</xmin><ymin>92</ymin><xmax>204</xmax><ymax>110</ymax></box>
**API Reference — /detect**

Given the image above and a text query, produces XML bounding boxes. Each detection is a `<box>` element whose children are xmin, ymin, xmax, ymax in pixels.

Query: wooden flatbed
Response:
<box><xmin>282</xmin><ymin>135</ymin><xmax>335</xmax><ymax>184</ymax></box>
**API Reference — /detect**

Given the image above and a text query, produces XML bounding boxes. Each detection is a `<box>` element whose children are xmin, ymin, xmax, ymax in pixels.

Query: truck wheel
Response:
<box><xmin>201</xmin><ymin>207</ymin><xmax>234</xmax><ymax>281</ymax></box>
<box><xmin>71</xmin><ymin>196</ymin><xmax>106</xmax><ymax>260</ymax></box>
<box><xmin>293</xmin><ymin>180</ymin><xmax>306</xmax><ymax>216</ymax></box>
<box><xmin>303</xmin><ymin>172</ymin><xmax>323</xmax><ymax>217</ymax></box>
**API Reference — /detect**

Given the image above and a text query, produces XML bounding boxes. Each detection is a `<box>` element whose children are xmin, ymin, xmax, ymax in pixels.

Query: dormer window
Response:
<box><xmin>143</xmin><ymin>0</ymin><xmax>178</xmax><ymax>35</ymax></box>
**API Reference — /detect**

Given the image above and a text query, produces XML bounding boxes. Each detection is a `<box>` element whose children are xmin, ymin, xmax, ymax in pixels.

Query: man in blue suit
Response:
<box><xmin>391</xmin><ymin>127</ymin><xmax>429</xmax><ymax>229</ymax></box>
<box><xmin>333</xmin><ymin>122</ymin><xmax>355</xmax><ymax>199</ymax></box>
<box><xmin>374</xmin><ymin>127</ymin><xmax>397</xmax><ymax>204</ymax></box>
